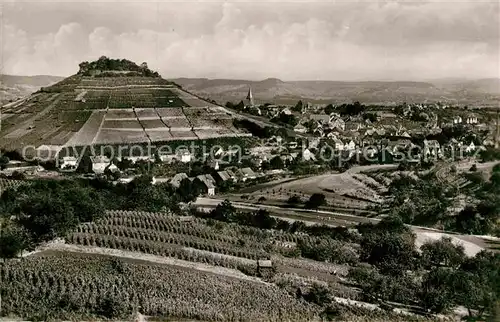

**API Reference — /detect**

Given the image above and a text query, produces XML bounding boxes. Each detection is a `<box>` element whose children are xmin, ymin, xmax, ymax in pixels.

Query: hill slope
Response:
<box><xmin>171</xmin><ymin>77</ymin><xmax>500</xmax><ymax>106</ymax></box>
<box><xmin>0</xmin><ymin>74</ymin><xmax>64</xmax><ymax>105</ymax></box>
<box><xmin>0</xmin><ymin>58</ymin><xmax>250</xmax><ymax>158</ymax></box>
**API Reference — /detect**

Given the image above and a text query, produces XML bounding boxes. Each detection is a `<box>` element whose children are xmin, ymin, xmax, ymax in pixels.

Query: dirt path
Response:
<box><xmin>27</xmin><ymin>242</ymin><xmax>268</xmax><ymax>284</ymax></box>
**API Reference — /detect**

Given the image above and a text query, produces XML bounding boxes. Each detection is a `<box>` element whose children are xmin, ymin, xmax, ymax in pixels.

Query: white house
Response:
<box><xmin>60</xmin><ymin>156</ymin><xmax>78</xmax><ymax>169</ymax></box>
<box><xmin>453</xmin><ymin>116</ymin><xmax>463</xmax><ymax>124</ymax></box>
<box><xmin>465</xmin><ymin>142</ymin><xmax>476</xmax><ymax>153</ymax></box>
<box><xmin>329</xmin><ymin>118</ymin><xmax>345</xmax><ymax>131</ymax></box>
<box><xmin>302</xmin><ymin>149</ymin><xmax>316</xmax><ymax>161</ymax></box>
<box><xmin>346</xmin><ymin>140</ymin><xmax>356</xmax><ymax>151</ymax></box>
<box><xmin>423</xmin><ymin>140</ymin><xmax>441</xmax><ymax>156</ymax></box>
<box><xmin>281</xmin><ymin>107</ymin><xmax>292</xmax><ymax>115</ymax></box>
<box><xmin>90</xmin><ymin>156</ymin><xmax>118</xmax><ymax>174</ymax></box>
<box><xmin>308</xmin><ymin>138</ymin><xmax>321</xmax><ymax>149</ymax></box>
<box><xmin>293</xmin><ymin>124</ymin><xmax>307</xmax><ymax>134</ymax></box>
<box><xmin>466</xmin><ymin>114</ymin><xmax>479</xmax><ymax>125</ymax></box>
<box><xmin>333</xmin><ymin>138</ymin><xmax>344</xmax><ymax>151</ymax></box>
<box><xmin>176</xmin><ymin>148</ymin><xmax>192</xmax><ymax>163</ymax></box>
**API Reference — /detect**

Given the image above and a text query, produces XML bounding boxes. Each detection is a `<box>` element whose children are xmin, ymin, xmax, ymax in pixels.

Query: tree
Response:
<box><xmin>359</xmin><ymin>217</ymin><xmax>417</xmax><ymax>275</ymax></box>
<box><xmin>287</xmin><ymin>195</ymin><xmax>302</xmax><ymax>205</ymax></box>
<box><xmin>419</xmin><ymin>267</ymin><xmax>456</xmax><ymax>313</ymax></box>
<box><xmin>363</xmin><ymin>112</ymin><xmax>378</xmax><ymax>123</ymax></box>
<box><xmin>253</xmin><ymin>209</ymin><xmax>276</xmax><ymax>229</ymax></box>
<box><xmin>269</xmin><ymin>156</ymin><xmax>285</xmax><ymax>169</ymax></box>
<box><xmin>458</xmin><ymin>251</ymin><xmax>500</xmax><ymax>318</ymax></box>
<box><xmin>96</xmin><ymin>293</ymin><xmax>130</xmax><ymax>319</ymax></box>
<box><xmin>303</xmin><ymin>283</ymin><xmax>331</xmax><ymax>306</ymax></box>
<box><xmin>324</xmin><ymin>104</ymin><xmax>335</xmax><ymax>115</ymax></box>
<box><xmin>210</xmin><ymin>199</ymin><xmax>236</xmax><ymax>222</ymax></box>
<box><xmin>470</xmin><ymin>164</ymin><xmax>478</xmax><ymax>172</ymax></box>
<box><xmin>421</xmin><ymin>237</ymin><xmax>465</xmax><ymax>268</ymax></box>
<box><xmin>306</xmin><ymin>193</ymin><xmax>326</xmax><ymax>209</ymax></box>
<box><xmin>0</xmin><ymin>154</ymin><xmax>9</xmax><ymax>170</ymax></box>
<box><xmin>17</xmin><ymin>196</ymin><xmax>77</xmax><ymax>243</ymax></box>
<box><xmin>293</xmin><ymin>100</ymin><xmax>304</xmax><ymax>112</ymax></box>
<box><xmin>0</xmin><ymin>224</ymin><xmax>31</xmax><ymax>258</ymax></box>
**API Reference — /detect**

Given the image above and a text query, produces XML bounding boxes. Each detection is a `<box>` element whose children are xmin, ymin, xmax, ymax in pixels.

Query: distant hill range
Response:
<box><xmin>2</xmin><ymin>73</ymin><xmax>499</xmax><ymax>107</ymax></box>
<box><xmin>0</xmin><ymin>75</ymin><xmax>64</xmax><ymax>105</ymax></box>
<box><xmin>171</xmin><ymin>77</ymin><xmax>500</xmax><ymax>106</ymax></box>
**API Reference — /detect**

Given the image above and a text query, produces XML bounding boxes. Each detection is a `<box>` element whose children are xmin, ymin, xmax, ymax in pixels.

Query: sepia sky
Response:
<box><xmin>1</xmin><ymin>0</ymin><xmax>499</xmax><ymax>81</ymax></box>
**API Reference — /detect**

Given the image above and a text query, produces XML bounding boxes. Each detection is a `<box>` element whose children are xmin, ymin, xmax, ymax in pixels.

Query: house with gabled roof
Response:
<box><xmin>196</xmin><ymin>174</ymin><xmax>216</xmax><ymax>196</ymax></box>
<box><xmin>465</xmin><ymin>141</ymin><xmax>478</xmax><ymax>153</ymax></box>
<box><xmin>423</xmin><ymin>140</ymin><xmax>441</xmax><ymax>156</ymax></box>
<box><xmin>216</xmin><ymin>170</ymin><xmax>233</xmax><ymax>183</ymax></box>
<box><xmin>326</xmin><ymin>131</ymin><xmax>339</xmax><ymax>140</ymax></box>
<box><xmin>466</xmin><ymin>114</ymin><xmax>479</xmax><ymax>125</ymax></box>
<box><xmin>90</xmin><ymin>156</ymin><xmax>118</xmax><ymax>175</ymax></box>
<box><xmin>313</xmin><ymin>127</ymin><xmax>324</xmax><ymax>137</ymax></box>
<box><xmin>329</xmin><ymin>118</ymin><xmax>345</xmax><ymax>131</ymax></box>
<box><xmin>234</xmin><ymin>167</ymin><xmax>256</xmax><ymax>182</ymax></box>
<box><xmin>281</xmin><ymin>107</ymin><xmax>292</xmax><ymax>115</ymax></box>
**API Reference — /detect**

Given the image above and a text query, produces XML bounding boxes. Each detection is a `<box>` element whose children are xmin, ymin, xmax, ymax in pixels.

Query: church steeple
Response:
<box><xmin>246</xmin><ymin>87</ymin><xmax>255</xmax><ymax>107</ymax></box>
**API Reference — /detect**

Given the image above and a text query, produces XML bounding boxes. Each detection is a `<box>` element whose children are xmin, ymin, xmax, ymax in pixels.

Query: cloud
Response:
<box><xmin>1</xmin><ymin>1</ymin><xmax>498</xmax><ymax>80</ymax></box>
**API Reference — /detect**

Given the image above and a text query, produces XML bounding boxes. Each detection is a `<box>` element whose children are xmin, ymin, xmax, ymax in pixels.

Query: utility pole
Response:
<box><xmin>495</xmin><ymin>109</ymin><xmax>499</xmax><ymax>148</ymax></box>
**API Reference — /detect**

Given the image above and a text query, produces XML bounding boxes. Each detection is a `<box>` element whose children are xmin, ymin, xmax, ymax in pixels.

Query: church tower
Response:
<box><xmin>245</xmin><ymin>87</ymin><xmax>255</xmax><ymax>107</ymax></box>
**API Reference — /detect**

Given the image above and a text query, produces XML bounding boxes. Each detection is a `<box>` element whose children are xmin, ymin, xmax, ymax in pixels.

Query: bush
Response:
<box><xmin>287</xmin><ymin>195</ymin><xmax>302</xmax><ymax>205</ymax></box>
<box><xmin>305</xmin><ymin>193</ymin><xmax>327</xmax><ymax>209</ymax></box>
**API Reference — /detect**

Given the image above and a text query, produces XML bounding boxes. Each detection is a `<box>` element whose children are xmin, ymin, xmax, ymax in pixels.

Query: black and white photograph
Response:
<box><xmin>0</xmin><ymin>0</ymin><xmax>499</xmax><ymax>321</ymax></box>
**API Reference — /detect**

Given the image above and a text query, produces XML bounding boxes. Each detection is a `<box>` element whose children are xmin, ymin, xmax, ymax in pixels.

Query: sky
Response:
<box><xmin>1</xmin><ymin>0</ymin><xmax>499</xmax><ymax>81</ymax></box>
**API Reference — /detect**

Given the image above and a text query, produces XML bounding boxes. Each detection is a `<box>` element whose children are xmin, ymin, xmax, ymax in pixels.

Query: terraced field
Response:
<box><xmin>1</xmin><ymin>75</ymin><xmax>250</xmax><ymax>155</ymax></box>
<box><xmin>0</xmin><ymin>179</ymin><xmax>29</xmax><ymax>195</ymax></box>
<box><xmin>1</xmin><ymin>252</ymin><xmax>319</xmax><ymax>321</ymax></box>
<box><xmin>63</xmin><ymin>210</ymin><xmax>348</xmax><ymax>276</ymax></box>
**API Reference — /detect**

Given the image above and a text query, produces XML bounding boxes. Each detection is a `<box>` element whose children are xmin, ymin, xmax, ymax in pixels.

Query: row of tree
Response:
<box><xmin>0</xmin><ymin>175</ymin><xmax>202</xmax><ymax>258</ymax></box>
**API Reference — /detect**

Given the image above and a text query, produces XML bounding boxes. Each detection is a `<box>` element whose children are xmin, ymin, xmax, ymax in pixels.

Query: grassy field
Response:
<box><xmin>238</xmin><ymin>171</ymin><xmax>383</xmax><ymax>216</ymax></box>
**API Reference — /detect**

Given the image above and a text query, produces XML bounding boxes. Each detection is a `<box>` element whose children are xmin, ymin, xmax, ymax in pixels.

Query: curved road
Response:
<box><xmin>193</xmin><ymin>197</ymin><xmax>492</xmax><ymax>255</ymax></box>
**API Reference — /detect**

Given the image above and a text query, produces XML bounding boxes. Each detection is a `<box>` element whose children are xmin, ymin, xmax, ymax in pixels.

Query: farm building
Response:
<box><xmin>61</xmin><ymin>156</ymin><xmax>78</xmax><ymax>168</ymax></box>
<box><xmin>216</xmin><ymin>170</ymin><xmax>234</xmax><ymax>183</ymax></box>
<box><xmin>236</xmin><ymin>167</ymin><xmax>257</xmax><ymax>181</ymax></box>
<box><xmin>89</xmin><ymin>156</ymin><xmax>118</xmax><ymax>175</ymax></box>
<box><xmin>257</xmin><ymin>259</ymin><xmax>274</xmax><ymax>278</ymax></box>
<box><xmin>195</xmin><ymin>174</ymin><xmax>216</xmax><ymax>196</ymax></box>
